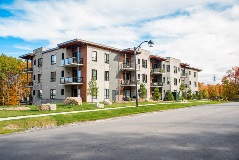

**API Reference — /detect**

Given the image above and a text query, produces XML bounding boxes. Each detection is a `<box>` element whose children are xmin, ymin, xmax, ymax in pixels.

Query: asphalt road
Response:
<box><xmin>0</xmin><ymin>102</ymin><xmax>239</xmax><ymax>160</ymax></box>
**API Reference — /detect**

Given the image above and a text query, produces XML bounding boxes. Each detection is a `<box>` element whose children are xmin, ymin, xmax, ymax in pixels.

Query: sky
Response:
<box><xmin>0</xmin><ymin>0</ymin><xmax>239</xmax><ymax>84</ymax></box>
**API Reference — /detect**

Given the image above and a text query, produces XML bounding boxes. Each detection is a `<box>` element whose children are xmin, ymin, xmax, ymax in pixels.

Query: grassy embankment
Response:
<box><xmin>0</xmin><ymin>100</ymin><xmax>225</xmax><ymax>134</ymax></box>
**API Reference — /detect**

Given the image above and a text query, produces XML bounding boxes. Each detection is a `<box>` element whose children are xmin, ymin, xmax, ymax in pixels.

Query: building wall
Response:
<box><xmin>86</xmin><ymin>46</ymin><xmax>111</xmax><ymax>102</ymax></box>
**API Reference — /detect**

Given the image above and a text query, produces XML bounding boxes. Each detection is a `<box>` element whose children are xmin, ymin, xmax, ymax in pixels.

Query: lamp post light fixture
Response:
<box><xmin>134</xmin><ymin>40</ymin><xmax>154</xmax><ymax>107</ymax></box>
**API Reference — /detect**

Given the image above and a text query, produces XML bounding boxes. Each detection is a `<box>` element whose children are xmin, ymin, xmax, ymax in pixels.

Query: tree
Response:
<box><xmin>186</xmin><ymin>89</ymin><xmax>192</xmax><ymax>100</ymax></box>
<box><xmin>202</xmin><ymin>89</ymin><xmax>208</xmax><ymax>99</ymax></box>
<box><xmin>152</xmin><ymin>87</ymin><xmax>161</xmax><ymax>101</ymax></box>
<box><xmin>139</xmin><ymin>84</ymin><xmax>147</xmax><ymax>99</ymax></box>
<box><xmin>87</xmin><ymin>78</ymin><xmax>99</xmax><ymax>102</ymax></box>
<box><xmin>164</xmin><ymin>90</ymin><xmax>174</xmax><ymax>101</ymax></box>
<box><xmin>179</xmin><ymin>84</ymin><xmax>186</xmax><ymax>101</ymax></box>
<box><xmin>0</xmin><ymin>54</ymin><xmax>26</xmax><ymax>105</ymax></box>
<box><xmin>197</xmin><ymin>91</ymin><xmax>203</xmax><ymax>100</ymax></box>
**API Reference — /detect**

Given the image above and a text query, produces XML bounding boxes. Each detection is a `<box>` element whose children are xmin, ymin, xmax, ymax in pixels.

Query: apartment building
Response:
<box><xmin>20</xmin><ymin>38</ymin><xmax>201</xmax><ymax>104</ymax></box>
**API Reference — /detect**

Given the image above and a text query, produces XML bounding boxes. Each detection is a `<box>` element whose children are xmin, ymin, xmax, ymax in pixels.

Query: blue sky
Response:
<box><xmin>0</xmin><ymin>0</ymin><xmax>239</xmax><ymax>84</ymax></box>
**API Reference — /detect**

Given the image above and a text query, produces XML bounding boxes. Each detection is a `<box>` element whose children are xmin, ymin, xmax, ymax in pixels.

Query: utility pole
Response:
<box><xmin>213</xmin><ymin>75</ymin><xmax>216</xmax><ymax>100</ymax></box>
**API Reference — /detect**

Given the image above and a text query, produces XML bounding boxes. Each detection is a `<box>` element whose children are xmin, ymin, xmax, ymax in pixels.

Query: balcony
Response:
<box><xmin>61</xmin><ymin>57</ymin><xmax>83</xmax><ymax>67</ymax></box>
<box><xmin>181</xmin><ymin>73</ymin><xmax>188</xmax><ymax>78</ymax></box>
<box><xmin>150</xmin><ymin>68</ymin><xmax>165</xmax><ymax>75</ymax></box>
<box><xmin>22</xmin><ymin>68</ymin><xmax>33</xmax><ymax>73</ymax></box>
<box><xmin>60</xmin><ymin>77</ymin><xmax>83</xmax><ymax>85</ymax></box>
<box><xmin>150</xmin><ymin>82</ymin><xmax>164</xmax><ymax>87</ymax></box>
<box><xmin>121</xmin><ymin>63</ymin><xmax>140</xmax><ymax>71</ymax></box>
<box><xmin>22</xmin><ymin>81</ymin><xmax>33</xmax><ymax>88</ymax></box>
<box><xmin>120</xmin><ymin>79</ymin><xmax>139</xmax><ymax>86</ymax></box>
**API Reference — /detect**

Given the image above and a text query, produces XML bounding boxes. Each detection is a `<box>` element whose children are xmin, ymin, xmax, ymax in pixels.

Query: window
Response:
<box><xmin>174</xmin><ymin>66</ymin><xmax>177</xmax><ymax>73</ymax></box>
<box><xmin>179</xmin><ymin>79</ymin><xmax>181</xmax><ymax>83</ymax></box>
<box><xmin>167</xmin><ymin>77</ymin><xmax>170</xmax><ymax>84</ymax></box>
<box><xmin>163</xmin><ymin>77</ymin><xmax>165</xmax><ymax>83</ymax></box>
<box><xmin>33</xmin><ymin>90</ymin><xmax>35</xmax><ymax>96</ymax></box>
<box><xmin>34</xmin><ymin>60</ymin><xmax>36</xmax><ymax>65</ymax></box>
<box><xmin>38</xmin><ymin>74</ymin><xmax>42</xmax><ymax>83</ymax></box>
<box><xmin>92</xmin><ymin>51</ymin><xmax>97</xmax><ymax>61</ymax></box>
<box><xmin>138</xmin><ymin>74</ymin><xmax>140</xmax><ymax>80</ymax></box>
<box><xmin>174</xmin><ymin>78</ymin><xmax>177</xmax><ymax>85</ymax></box>
<box><xmin>38</xmin><ymin>58</ymin><xmax>43</xmax><ymax>67</ymax></box>
<box><xmin>33</xmin><ymin>75</ymin><xmax>35</xmax><ymax>80</ymax></box>
<box><xmin>105</xmin><ymin>53</ymin><xmax>109</xmax><ymax>63</ymax></box>
<box><xmin>194</xmin><ymin>72</ymin><xmax>196</xmax><ymax>77</ymax></box>
<box><xmin>142</xmin><ymin>74</ymin><xmax>147</xmax><ymax>83</ymax></box>
<box><xmin>163</xmin><ymin>64</ymin><xmax>165</xmax><ymax>70</ymax></box>
<box><xmin>138</xmin><ymin>59</ymin><xmax>140</xmax><ymax>64</ymax></box>
<box><xmin>51</xmin><ymin>55</ymin><xmax>56</xmax><ymax>65</ymax></box>
<box><xmin>194</xmin><ymin>82</ymin><xmax>197</xmax><ymax>87</ymax></box>
<box><xmin>142</xmin><ymin>59</ymin><xmax>147</xmax><ymax>68</ymax></box>
<box><xmin>38</xmin><ymin>90</ymin><xmax>42</xmax><ymax>98</ymax></box>
<box><xmin>50</xmin><ymin>89</ymin><xmax>56</xmax><ymax>99</ymax></box>
<box><xmin>190</xmin><ymin>81</ymin><xmax>192</xmax><ymax>85</ymax></box>
<box><xmin>104</xmin><ymin>89</ymin><xmax>109</xmax><ymax>99</ymax></box>
<box><xmin>62</xmin><ymin>53</ymin><xmax>64</xmax><ymax>59</ymax></box>
<box><xmin>105</xmin><ymin>71</ymin><xmax>109</xmax><ymax>81</ymax></box>
<box><xmin>51</xmin><ymin>72</ymin><xmax>56</xmax><ymax>82</ymax></box>
<box><xmin>178</xmin><ymin>67</ymin><xmax>180</xmax><ymax>72</ymax></box>
<box><xmin>166</xmin><ymin>65</ymin><xmax>170</xmax><ymax>72</ymax></box>
<box><xmin>92</xmin><ymin>69</ymin><xmax>97</xmax><ymax>80</ymax></box>
<box><xmin>61</xmin><ymin>71</ymin><xmax>64</xmax><ymax>77</ymax></box>
<box><xmin>189</xmin><ymin>71</ymin><xmax>191</xmax><ymax>75</ymax></box>
<box><xmin>61</xmin><ymin>89</ymin><xmax>64</xmax><ymax>95</ymax></box>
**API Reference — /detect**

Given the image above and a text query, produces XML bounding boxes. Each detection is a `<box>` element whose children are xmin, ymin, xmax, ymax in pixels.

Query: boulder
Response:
<box><xmin>64</xmin><ymin>97</ymin><xmax>82</xmax><ymax>105</ymax></box>
<box><xmin>98</xmin><ymin>104</ymin><xmax>104</xmax><ymax>109</ymax></box>
<box><xmin>38</xmin><ymin>103</ymin><xmax>56</xmax><ymax>111</ymax></box>
<box><xmin>103</xmin><ymin>99</ymin><xmax>112</xmax><ymax>105</ymax></box>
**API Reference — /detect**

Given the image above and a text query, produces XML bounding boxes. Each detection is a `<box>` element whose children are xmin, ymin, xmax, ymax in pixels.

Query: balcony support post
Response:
<box><xmin>77</xmin><ymin>46</ymin><xmax>80</xmax><ymax>97</ymax></box>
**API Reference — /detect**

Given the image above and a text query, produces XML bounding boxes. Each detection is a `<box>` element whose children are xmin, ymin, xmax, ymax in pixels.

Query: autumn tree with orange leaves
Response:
<box><xmin>0</xmin><ymin>54</ymin><xmax>28</xmax><ymax>105</ymax></box>
<box><xmin>198</xmin><ymin>66</ymin><xmax>239</xmax><ymax>101</ymax></box>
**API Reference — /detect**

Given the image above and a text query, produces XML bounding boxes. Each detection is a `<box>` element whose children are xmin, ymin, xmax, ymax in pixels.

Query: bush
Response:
<box><xmin>139</xmin><ymin>84</ymin><xmax>147</xmax><ymax>99</ymax></box>
<box><xmin>164</xmin><ymin>90</ymin><xmax>174</xmax><ymax>101</ymax></box>
<box><xmin>152</xmin><ymin>87</ymin><xmax>161</xmax><ymax>101</ymax></box>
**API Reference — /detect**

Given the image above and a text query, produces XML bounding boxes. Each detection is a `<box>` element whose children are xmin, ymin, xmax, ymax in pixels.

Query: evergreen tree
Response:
<box><xmin>179</xmin><ymin>84</ymin><xmax>186</xmax><ymax>101</ymax></box>
<box><xmin>187</xmin><ymin>89</ymin><xmax>192</xmax><ymax>100</ymax></box>
<box><xmin>152</xmin><ymin>87</ymin><xmax>161</xmax><ymax>101</ymax></box>
<box><xmin>139</xmin><ymin>84</ymin><xmax>147</xmax><ymax>99</ymax></box>
<box><xmin>164</xmin><ymin>90</ymin><xmax>174</xmax><ymax>101</ymax></box>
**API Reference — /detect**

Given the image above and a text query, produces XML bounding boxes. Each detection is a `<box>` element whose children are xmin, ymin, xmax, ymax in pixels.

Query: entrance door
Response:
<box><xmin>72</xmin><ymin>89</ymin><xmax>77</xmax><ymax>97</ymax></box>
<box><xmin>112</xmin><ymin>90</ymin><xmax>116</xmax><ymax>101</ymax></box>
<box><xmin>124</xmin><ymin>89</ymin><xmax>131</xmax><ymax>100</ymax></box>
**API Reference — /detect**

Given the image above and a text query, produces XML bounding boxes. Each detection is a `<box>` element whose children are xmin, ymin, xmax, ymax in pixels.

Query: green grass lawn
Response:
<box><xmin>0</xmin><ymin>100</ymin><xmax>226</xmax><ymax>134</ymax></box>
<box><xmin>0</xmin><ymin>101</ymin><xmax>166</xmax><ymax>118</ymax></box>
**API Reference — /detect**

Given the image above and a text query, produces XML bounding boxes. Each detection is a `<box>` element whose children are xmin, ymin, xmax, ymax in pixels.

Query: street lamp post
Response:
<box><xmin>134</xmin><ymin>40</ymin><xmax>154</xmax><ymax>107</ymax></box>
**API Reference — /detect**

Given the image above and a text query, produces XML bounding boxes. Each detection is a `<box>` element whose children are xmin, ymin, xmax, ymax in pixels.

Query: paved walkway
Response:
<box><xmin>0</xmin><ymin>106</ymin><xmax>137</xmax><ymax>122</ymax></box>
<box><xmin>0</xmin><ymin>101</ymin><xmax>209</xmax><ymax>122</ymax></box>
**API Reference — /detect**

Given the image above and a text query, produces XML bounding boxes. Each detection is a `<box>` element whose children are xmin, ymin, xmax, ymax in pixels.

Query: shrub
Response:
<box><xmin>152</xmin><ymin>87</ymin><xmax>161</xmax><ymax>101</ymax></box>
<box><xmin>139</xmin><ymin>84</ymin><xmax>147</xmax><ymax>99</ymax></box>
<box><xmin>164</xmin><ymin>90</ymin><xmax>174</xmax><ymax>101</ymax></box>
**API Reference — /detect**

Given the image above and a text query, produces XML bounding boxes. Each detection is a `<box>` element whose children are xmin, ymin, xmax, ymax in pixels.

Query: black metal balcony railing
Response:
<box><xmin>151</xmin><ymin>82</ymin><xmax>164</xmax><ymax>86</ymax></box>
<box><xmin>122</xmin><ymin>63</ymin><xmax>134</xmax><ymax>68</ymax></box>
<box><xmin>60</xmin><ymin>77</ymin><xmax>83</xmax><ymax>84</ymax></box>
<box><xmin>121</xmin><ymin>63</ymin><xmax>140</xmax><ymax>70</ymax></box>
<box><xmin>120</xmin><ymin>79</ymin><xmax>140</xmax><ymax>86</ymax></box>
<box><xmin>151</xmin><ymin>68</ymin><xmax>165</xmax><ymax>74</ymax></box>
<box><xmin>61</xmin><ymin>57</ymin><xmax>83</xmax><ymax>66</ymax></box>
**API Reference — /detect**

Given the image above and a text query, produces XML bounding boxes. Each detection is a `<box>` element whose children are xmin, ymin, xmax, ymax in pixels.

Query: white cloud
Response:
<box><xmin>13</xmin><ymin>44</ymin><xmax>32</xmax><ymax>50</ymax></box>
<box><xmin>0</xmin><ymin>0</ymin><xmax>239</xmax><ymax>84</ymax></box>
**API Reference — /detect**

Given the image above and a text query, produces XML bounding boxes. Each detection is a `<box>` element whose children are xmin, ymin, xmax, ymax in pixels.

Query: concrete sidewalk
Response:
<box><xmin>0</xmin><ymin>106</ymin><xmax>137</xmax><ymax>122</ymax></box>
